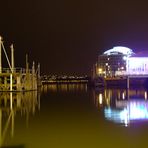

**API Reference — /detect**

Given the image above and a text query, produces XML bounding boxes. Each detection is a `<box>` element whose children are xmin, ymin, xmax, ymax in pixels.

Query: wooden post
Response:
<box><xmin>32</xmin><ymin>61</ymin><xmax>36</xmax><ymax>90</ymax></box>
<box><xmin>26</xmin><ymin>54</ymin><xmax>29</xmax><ymax>73</ymax></box>
<box><xmin>17</xmin><ymin>76</ymin><xmax>21</xmax><ymax>91</ymax></box>
<box><xmin>4</xmin><ymin>76</ymin><xmax>7</xmax><ymax>90</ymax></box>
<box><xmin>38</xmin><ymin>63</ymin><xmax>40</xmax><ymax>78</ymax></box>
<box><xmin>25</xmin><ymin>54</ymin><xmax>29</xmax><ymax>90</ymax></box>
<box><xmin>10</xmin><ymin>74</ymin><xmax>13</xmax><ymax>91</ymax></box>
<box><xmin>127</xmin><ymin>88</ymin><xmax>129</xmax><ymax>100</ymax></box>
<box><xmin>37</xmin><ymin>63</ymin><xmax>41</xmax><ymax>87</ymax></box>
<box><xmin>10</xmin><ymin>44</ymin><xmax>14</xmax><ymax>73</ymax></box>
<box><xmin>92</xmin><ymin>64</ymin><xmax>96</xmax><ymax>79</ymax></box>
<box><xmin>0</xmin><ymin>36</ymin><xmax>2</xmax><ymax>73</ymax></box>
<box><xmin>0</xmin><ymin>109</ymin><xmax>2</xmax><ymax>146</ymax></box>
<box><xmin>127</xmin><ymin>76</ymin><xmax>129</xmax><ymax>89</ymax></box>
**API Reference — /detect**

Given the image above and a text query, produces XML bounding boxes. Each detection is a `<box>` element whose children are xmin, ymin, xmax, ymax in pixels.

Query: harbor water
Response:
<box><xmin>1</xmin><ymin>84</ymin><xmax>148</xmax><ymax>148</ymax></box>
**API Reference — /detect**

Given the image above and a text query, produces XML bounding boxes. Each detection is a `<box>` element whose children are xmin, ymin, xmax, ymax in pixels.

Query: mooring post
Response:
<box><xmin>0</xmin><ymin>109</ymin><xmax>2</xmax><ymax>146</ymax></box>
<box><xmin>38</xmin><ymin>63</ymin><xmax>40</xmax><ymax>78</ymax></box>
<box><xmin>32</xmin><ymin>61</ymin><xmax>35</xmax><ymax>90</ymax></box>
<box><xmin>10</xmin><ymin>73</ymin><xmax>13</xmax><ymax>91</ymax></box>
<box><xmin>37</xmin><ymin>63</ymin><xmax>41</xmax><ymax>86</ymax></box>
<box><xmin>0</xmin><ymin>36</ymin><xmax>2</xmax><ymax>73</ymax></box>
<box><xmin>126</xmin><ymin>88</ymin><xmax>129</xmax><ymax>100</ymax></box>
<box><xmin>127</xmin><ymin>76</ymin><xmax>129</xmax><ymax>89</ymax></box>
<box><xmin>26</xmin><ymin>54</ymin><xmax>29</xmax><ymax>74</ymax></box>
<box><xmin>10</xmin><ymin>44</ymin><xmax>14</xmax><ymax>73</ymax></box>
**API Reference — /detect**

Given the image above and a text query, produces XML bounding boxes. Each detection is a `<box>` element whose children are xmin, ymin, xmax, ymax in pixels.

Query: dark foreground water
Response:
<box><xmin>1</xmin><ymin>84</ymin><xmax>148</xmax><ymax>148</ymax></box>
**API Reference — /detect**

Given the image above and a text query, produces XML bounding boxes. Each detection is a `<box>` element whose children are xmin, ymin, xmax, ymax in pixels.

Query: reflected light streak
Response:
<box><xmin>94</xmin><ymin>88</ymin><xmax>148</xmax><ymax>127</ymax></box>
<box><xmin>42</xmin><ymin>84</ymin><xmax>88</xmax><ymax>92</ymax></box>
<box><xmin>106</xmin><ymin>98</ymin><xmax>110</xmax><ymax>106</ymax></box>
<box><xmin>0</xmin><ymin>91</ymin><xmax>40</xmax><ymax>147</ymax></box>
<box><xmin>122</xmin><ymin>92</ymin><xmax>125</xmax><ymax>100</ymax></box>
<box><xmin>105</xmin><ymin>100</ymin><xmax>148</xmax><ymax>127</ymax></box>
<box><xmin>99</xmin><ymin>94</ymin><xmax>103</xmax><ymax>105</ymax></box>
<box><xmin>145</xmin><ymin>91</ymin><xmax>147</xmax><ymax>100</ymax></box>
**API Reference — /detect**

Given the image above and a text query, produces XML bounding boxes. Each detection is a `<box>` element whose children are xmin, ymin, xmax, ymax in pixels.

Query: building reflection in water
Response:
<box><xmin>41</xmin><ymin>84</ymin><xmax>88</xmax><ymax>92</ymax></box>
<box><xmin>94</xmin><ymin>88</ymin><xmax>148</xmax><ymax>127</ymax></box>
<box><xmin>0</xmin><ymin>91</ymin><xmax>40</xmax><ymax>147</ymax></box>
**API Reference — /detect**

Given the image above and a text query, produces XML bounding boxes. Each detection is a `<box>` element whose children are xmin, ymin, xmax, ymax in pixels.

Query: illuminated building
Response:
<box><xmin>93</xmin><ymin>46</ymin><xmax>148</xmax><ymax>87</ymax></box>
<box><xmin>127</xmin><ymin>57</ymin><xmax>148</xmax><ymax>75</ymax></box>
<box><xmin>97</xmin><ymin>46</ymin><xmax>135</xmax><ymax>77</ymax></box>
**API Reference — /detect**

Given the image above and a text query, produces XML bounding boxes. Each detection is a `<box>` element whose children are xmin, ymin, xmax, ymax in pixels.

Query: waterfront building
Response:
<box><xmin>92</xmin><ymin>46</ymin><xmax>148</xmax><ymax>88</ymax></box>
<box><xmin>96</xmin><ymin>46</ymin><xmax>135</xmax><ymax>77</ymax></box>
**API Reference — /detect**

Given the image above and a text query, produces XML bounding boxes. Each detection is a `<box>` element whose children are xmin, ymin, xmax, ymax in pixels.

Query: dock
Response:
<box><xmin>93</xmin><ymin>76</ymin><xmax>148</xmax><ymax>88</ymax></box>
<box><xmin>0</xmin><ymin>36</ymin><xmax>41</xmax><ymax>91</ymax></box>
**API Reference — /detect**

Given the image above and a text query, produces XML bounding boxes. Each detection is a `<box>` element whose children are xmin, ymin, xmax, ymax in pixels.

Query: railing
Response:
<box><xmin>115</xmin><ymin>71</ymin><xmax>148</xmax><ymax>76</ymax></box>
<box><xmin>0</xmin><ymin>68</ymin><xmax>33</xmax><ymax>74</ymax></box>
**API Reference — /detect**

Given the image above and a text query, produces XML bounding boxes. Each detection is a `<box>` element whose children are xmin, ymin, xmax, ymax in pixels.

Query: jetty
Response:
<box><xmin>0</xmin><ymin>36</ymin><xmax>41</xmax><ymax>91</ymax></box>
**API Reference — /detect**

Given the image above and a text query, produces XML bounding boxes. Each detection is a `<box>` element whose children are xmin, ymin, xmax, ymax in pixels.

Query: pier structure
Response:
<box><xmin>0</xmin><ymin>36</ymin><xmax>41</xmax><ymax>91</ymax></box>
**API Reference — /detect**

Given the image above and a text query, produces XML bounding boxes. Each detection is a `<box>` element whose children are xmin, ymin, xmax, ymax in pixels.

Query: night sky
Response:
<box><xmin>0</xmin><ymin>0</ymin><xmax>148</xmax><ymax>75</ymax></box>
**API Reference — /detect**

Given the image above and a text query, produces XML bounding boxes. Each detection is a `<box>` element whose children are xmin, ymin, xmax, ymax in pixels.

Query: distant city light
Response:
<box><xmin>103</xmin><ymin>46</ymin><xmax>134</xmax><ymax>56</ymax></box>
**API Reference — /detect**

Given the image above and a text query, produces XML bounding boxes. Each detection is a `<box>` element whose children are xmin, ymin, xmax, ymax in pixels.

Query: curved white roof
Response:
<box><xmin>103</xmin><ymin>46</ymin><xmax>134</xmax><ymax>56</ymax></box>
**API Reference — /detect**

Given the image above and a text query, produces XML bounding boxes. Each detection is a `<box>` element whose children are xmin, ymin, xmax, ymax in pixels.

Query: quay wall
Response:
<box><xmin>92</xmin><ymin>77</ymin><xmax>148</xmax><ymax>88</ymax></box>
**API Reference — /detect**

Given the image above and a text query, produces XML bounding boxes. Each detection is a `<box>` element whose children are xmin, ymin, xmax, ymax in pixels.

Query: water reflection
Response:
<box><xmin>41</xmin><ymin>84</ymin><xmax>88</xmax><ymax>92</ymax></box>
<box><xmin>94</xmin><ymin>88</ymin><xmax>148</xmax><ymax>127</ymax></box>
<box><xmin>0</xmin><ymin>91</ymin><xmax>40</xmax><ymax>147</ymax></box>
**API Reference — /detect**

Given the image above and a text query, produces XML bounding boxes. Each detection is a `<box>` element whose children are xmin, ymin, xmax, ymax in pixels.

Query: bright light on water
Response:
<box><xmin>1</xmin><ymin>86</ymin><xmax>148</xmax><ymax>148</ymax></box>
<box><xmin>103</xmin><ymin>89</ymin><xmax>148</xmax><ymax>126</ymax></box>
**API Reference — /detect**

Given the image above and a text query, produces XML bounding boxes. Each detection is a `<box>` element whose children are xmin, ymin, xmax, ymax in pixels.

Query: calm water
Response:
<box><xmin>1</xmin><ymin>84</ymin><xmax>148</xmax><ymax>148</ymax></box>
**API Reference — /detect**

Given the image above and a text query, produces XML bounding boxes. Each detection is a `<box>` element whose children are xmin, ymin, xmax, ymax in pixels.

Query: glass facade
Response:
<box><xmin>96</xmin><ymin>46</ymin><xmax>135</xmax><ymax>77</ymax></box>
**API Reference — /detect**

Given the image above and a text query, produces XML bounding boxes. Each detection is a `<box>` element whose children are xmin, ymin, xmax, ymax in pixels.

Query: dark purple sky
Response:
<box><xmin>0</xmin><ymin>0</ymin><xmax>148</xmax><ymax>75</ymax></box>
